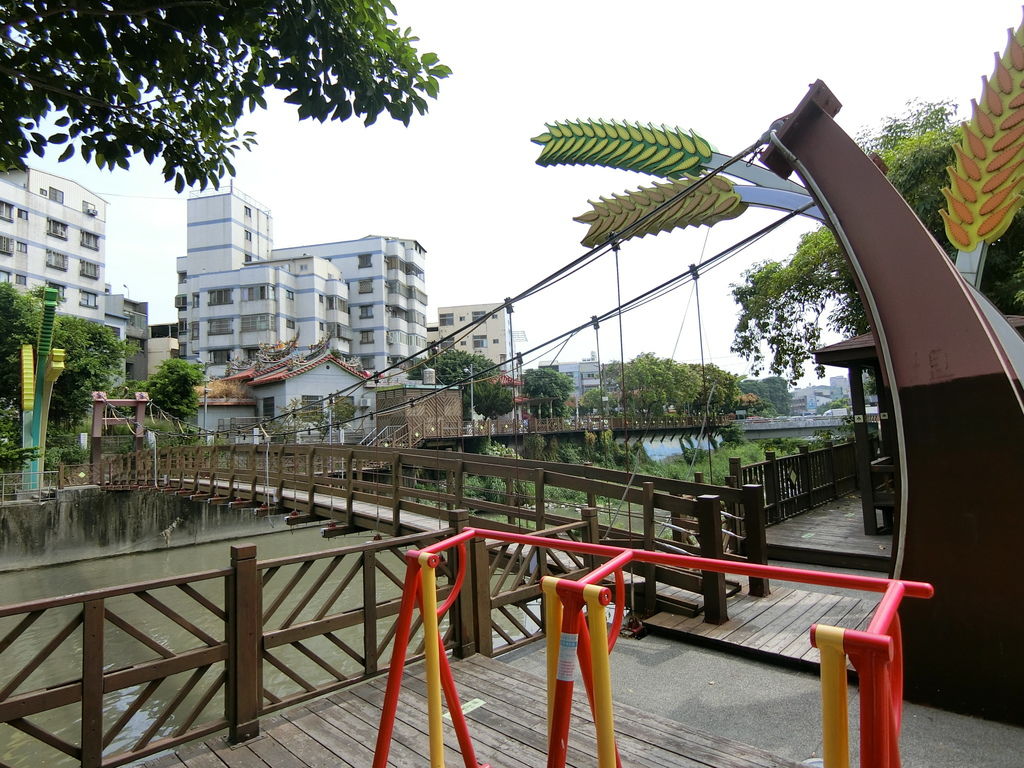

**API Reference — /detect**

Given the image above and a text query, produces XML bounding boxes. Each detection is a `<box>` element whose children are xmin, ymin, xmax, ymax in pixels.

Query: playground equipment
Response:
<box><xmin>373</xmin><ymin>527</ymin><xmax>932</xmax><ymax>768</ymax></box>
<box><xmin>19</xmin><ymin>286</ymin><xmax>65</xmax><ymax>486</ymax></box>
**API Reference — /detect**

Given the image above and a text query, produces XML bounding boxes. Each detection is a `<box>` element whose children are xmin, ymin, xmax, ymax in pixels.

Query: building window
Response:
<box><xmin>0</xmin><ymin>236</ymin><xmax>11</xmax><ymax>255</ymax></box>
<box><xmin>190</xmin><ymin>324</ymin><xmax>199</xmax><ymax>340</ymax></box>
<box><xmin>244</xmin><ymin>347</ymin><xmax>259</xmax><ymax>360</ymax></box>
<box><xmin>318</xmin><ymin>294</ymin><xmax>324</xmax><ymax>304</ymax></box>
<box><xmin>492</xmin><ymin>338</ymin><xmax>499</xmax><ymax>344</ymax></box>
<box><xmin>80</xmin><ymin>261</ymin><xmax>100</xmax><ymax>280</ymax></box>
<box><xmin>191</xmin><ymin>292</ymin><xmax>199</xmax><ymax>308</ymax></box>
<box><xmin>360</xmin><ymin>356</ymin><xmax>375</xmax><ymax>370</ymax></box>
<box><xmin>439</xmin><ymin>313</ymin><xmax>454</xmax><ymax>326</ymax></box>
<box><xmin>286</xmin><ymin>319</ymin><xmax>295</xmax><ymax>330</ymax></box>
<box><xmin>178</xmin><ymin>271</ymin><xmax>187</xmax><ymax>284</ymax></box>
<box><xmin>0</xmin><ymin>202</ymin><xmax>12</xmax><ymax>221</ymax></box>
<box><xmin>208</xmin><ymin>288</ymin><xmax>233</xmax><ymax>306</ymax></box>
<box><xmin>472</xmin><ymin>310</ymin><xmax>486</xmax><ymax>321</ymax></box>
<box><xmin>80</xmin><ymin>231</ymin><xmax>100</xmax><ymax>250</ymax></box>
<box><xmin>16</xmin><ymin>241</ymin><xmax>27</xmax><ymax>254</ymax></box>
<box><xmin>360</xmin><ymin>330</ymin><xmax>374</xmax><ymax>345</ymax></box>
<box><xmin>262</xmin><ymin>396</ymin><xmax>275</xmax><ymax>419</ymax></box>
<box><xmin>358</xmin><ymin>279</ymin><xmax>373</xmax><ymax>294</ymax></box>
<box><xmin>82</xmin><ymin>200</ymin><xmax>97</xmax><ymax>215</ymax></box>
<box><xmin>285</xmin><ymin>289</ymin><xmax>294</xmax><ymax>301</ymax></box>
<box><xmin>45</xmin><ymin>249</ymin><xmax>68</xmax><ymax>270</ymax></box>
<box><xmin>473</xmin><ymin>335</ymin><xmax>487</xmax><ymax>348</ymax></box>
<box><xmin>326</xmin><ymin>296</ymin><xmax>338</xmax><ymax>310</ymax></box>
<box><xmin>15</xmin><ymin>274</ymin><xmax>26</xmax><ymax>285</ymax></box>
<box><xmin>359</xmin><ymin>305</ymin><xmax>373</xmax><ymax>319</ymax></box>
<box><xmin>79</xmin><ymin>290</ymin><xmax>98</xmax><ymax>309</ymax></box>
<box><xmin>46</xmin><ymin>219</ymin><xmax>68</xmax><ymax>239</ymax></box>
<box><xmin>244</xmin><ymin>229</ymin><xmax>252</xmax><ymax>242</ymax></box>
<box><xmin>242</xmin><ymin>285</ymin><xmax>273</xmax><ymax>301</ymax></box>
<box><xmin>319</xmin><ymin>322</ymin><xmax>325</xmax><ymax>331</ymax></box>
<box><xmin>46</xmin><ymin>282</ymin><xmax>65</xmax><ymax>299</ymax></box>
<box><xmin>240</xmin><ymin>313</ymin><xmax>271</xmax><ymax>332</ymax></box>
<box><xmin>358</xmin><ymin>253</ymin><xmax>372</xmax><ymax>268</ymax></box>
<box><xmin>0</xmin><ymin>271</ymin><xmax>9</xmax><ymax>282</ymax></box>
<box><xmin>17</xmin><ymin>208</ymin><xmax>27</xmax><ymax>220</ymax></box>
<box><xmin>211</xmin><ymin>349</ymin><xmax>232</xmax><ymax>364</ymax></box>
<box><xmin>243</xmin><ymin>253</ymin><xmax>254</xmax><ymax>263</ymax></box>
<box><xmin>48</xmin><ymin>187</ymin><xmax>64</xmax><ymax>204</ymax></box>
<box><xmin>208</xmin><ymin>318</ymin><xmax>233</xmax><ymax>335</ymax></box>
<box><xmin>244</xmin><ymin>205</ymin><xmax>252</xmax><ymax>219</ymax></box>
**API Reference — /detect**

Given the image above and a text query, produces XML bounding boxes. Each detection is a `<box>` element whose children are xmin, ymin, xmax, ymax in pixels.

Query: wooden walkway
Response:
<box><xmin>143</xmin><ymin>655</ymin><xmax>800</xmax><ymax>768</ymax></box>
<box><xmin>766</xmin><ymin>495</ymin><xmax>892</xmax><ymax>571</ymax></box>
<box><xmin>646</xmin><ymin>584</ymin><xmax>877</xmax><ymax>668</ymax></box>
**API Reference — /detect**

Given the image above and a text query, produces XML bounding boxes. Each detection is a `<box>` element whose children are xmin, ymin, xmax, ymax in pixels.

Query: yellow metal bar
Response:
<box><xmin>542</xmin><ymin>576</ymin><xmax>562</xmax><ymax>736</ymax></box>
<box><xmin>583</xmin><ymin>584</ymin><xmax>617</xmax><ymax>768</ymax></box>
<box><xmin>20</xmin><ymin>345</ymin><xmax>34</xmax><ymax>411</ymax></box>
<box><xmin>418</xmin><ymin>552</ymin><xmax>446</xmax><ymax>768</ymax></box>
<box><xmin>816</xmin><ymin>624</ymin><xmax>850</xmax><ymax>768</ymax></box>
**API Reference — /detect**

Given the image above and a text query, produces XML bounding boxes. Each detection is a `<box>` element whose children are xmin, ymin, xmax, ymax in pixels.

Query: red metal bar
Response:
<box><xmin>422</xmin><ymin>527</ymin><xmax>934</xmax><ymax>599</ymax></box>
<box><xmin>436</xmin><ymin>541</ymin><xmax>468</xmax><ymax>617</ymax></box>
<box><xmin>547</xmin><ymin>591</ymin><xmax>584</xmax><ymax>768</ymax></box>
<box><xmin>372</xmin><ymin>554</ymin><xmax>422</xmax><ymax>768</ymax></box>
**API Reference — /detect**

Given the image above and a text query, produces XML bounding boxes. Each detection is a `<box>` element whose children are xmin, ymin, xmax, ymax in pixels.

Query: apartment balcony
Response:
<box><xmin>388</xmin><ymin>315</ymin><xmax>409</xmax><ymax>333</ymax></box>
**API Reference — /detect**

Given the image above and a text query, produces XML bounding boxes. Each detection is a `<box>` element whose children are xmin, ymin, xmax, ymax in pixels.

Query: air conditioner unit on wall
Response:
<box><xmin>358</xmin><ymin>397</ymin><xmax>371</xmax><ymax>408</ymax></box>
<box><xmin>85</xmin><ymin>207</ymin><xmax>98</xmax><ymax>216</ymax></box>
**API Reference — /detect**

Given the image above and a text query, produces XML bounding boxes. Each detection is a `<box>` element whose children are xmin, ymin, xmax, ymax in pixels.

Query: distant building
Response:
<box><xmin>148</xmin><ymin>322</ymin><xmax>180</xmax><ymax>374</ymax></box>
<box><xmin>538</xmin><ymin>355</ymin><xmax>601</xmax><ymax>400</ymax></box>
<box><xmin>0</xmin><ymin>167</ymin><xmax>110</xmax><ymax>323</ymax></box>
<box><xmin>176</xmin><ymin>186</ymin><xmax>428</xmax><ymax>377</ymax></box>
<box><xmin>429</xmin><ymin>302</ymin><xmax>510</xmax><ymax>366</ymax></box>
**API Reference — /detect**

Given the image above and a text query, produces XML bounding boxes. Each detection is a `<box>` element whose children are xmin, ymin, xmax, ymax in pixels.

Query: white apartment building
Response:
<box><xmin>0</xmin><ymin>168</ymin><xmax>110</xmax><ymax>324</ymax></box>
<box><xmin>177</xmin><ymin>187</ymin><xmax>427</xmax><ymax>376</ymax></box>
<box><xmin>539</xmin><ymin>355</ymin><xmax>602</xmax><ymax>400</ymax></box>
<box><xmin>429</xmin><ymin>302</ymin><xmax>510</xmax><ymax>366</ymax></box>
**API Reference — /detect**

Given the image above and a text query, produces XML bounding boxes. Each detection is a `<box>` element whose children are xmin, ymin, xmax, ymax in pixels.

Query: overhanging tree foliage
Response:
<box><xmin>522</xmin><ymin>368</ymin><xmax>575</xmax><ymax>417</ymax></box>
<box><xmin>1</xmin><ymin>0</ymin><xmax>451</xmax><ymax>190</ymax></box>
<box><xmin>146</xmin><ymin>358</ymin><xmax>205</xmax><ymax>420</ymax></box>
<box><xmin>471</xmin><ymin>380</ymin><xmax>513</xmax><ymax>419</ymax></box>
<box><xmin>731</xmin><ymin>100</ymin><xmax>1024</xmax><ymax>382</ymax></box>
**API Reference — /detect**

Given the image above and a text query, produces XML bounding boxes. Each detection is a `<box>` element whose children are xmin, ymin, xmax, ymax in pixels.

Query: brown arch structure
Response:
<box><xmin>760</xmin><ymin>81</ymin><xmax>1024</xmax><ymax>723</ymax></box>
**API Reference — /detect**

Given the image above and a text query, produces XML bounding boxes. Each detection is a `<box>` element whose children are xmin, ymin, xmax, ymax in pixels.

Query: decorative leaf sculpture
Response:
<box><xmin>532</xmin><ymin>119</ymin><xmax>714</xmax><ymax>179</ymax></box>
<box><xmin>941</xmin><ymin>17</ymin><xmax>1024</xmax><ymax>250</ymax></box>
<box><xmin>573</xmin><ymin>176</ymin><xmax>747</xmax><ymax>247</ymax></box>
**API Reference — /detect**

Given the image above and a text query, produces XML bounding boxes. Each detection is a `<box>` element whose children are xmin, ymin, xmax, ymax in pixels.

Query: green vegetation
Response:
<box><xmin>1</xmin><ymin>0</ymin><xmax>449</xmax><ymax>190</ymax></box>
<box><xmin>522</xmin><ymin>368</ymin><xmax>575</xmax><ymax>417</ymax></box>
<box><xmin>145</xmin><ymin>359</ymin><xmax>205</xmax><ymax>420</ymax></box>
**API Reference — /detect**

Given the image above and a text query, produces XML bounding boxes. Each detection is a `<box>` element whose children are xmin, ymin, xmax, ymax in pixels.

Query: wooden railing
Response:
<box><xmin>94</xmin><ymin>444</ymin><xmax>769</xmax><ymax>621</ymax></box>
<box><xmin>733</xmin><ymin>440</ymin><xmax>858</xmax><ymax>525</ymax></box>
<box><xmin>0</xmin><ymin>512</ymin><xmax>616</xmax><ymax>768</ymax></box>
<box><xmin>461</xmin><ymin>413</ymin><xmax>725</xmax><ymax>439</ymax></box>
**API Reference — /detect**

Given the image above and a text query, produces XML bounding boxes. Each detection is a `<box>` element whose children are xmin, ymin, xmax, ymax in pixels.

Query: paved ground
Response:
<box><xmin>502</xmin><ymin>597</ymin><xmax>1024</xmax><ymax>767</ymax></box>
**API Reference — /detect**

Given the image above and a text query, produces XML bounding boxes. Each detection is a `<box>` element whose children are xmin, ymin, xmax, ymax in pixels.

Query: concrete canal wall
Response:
<box><xmin>0</xmin><ymin>487</ymin><xmax>303</xmax><ymax>572</ymax></box>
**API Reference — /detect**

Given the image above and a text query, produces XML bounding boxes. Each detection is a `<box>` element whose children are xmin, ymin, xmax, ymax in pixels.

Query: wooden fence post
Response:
<box><xmin>391</xmin><ymin>454</ymin><xmax>403</xmax><ymax>536</ymax></box>
<box><xmin>581</xmin><ymin>506</ymin><xmax>600</xmax><ymax>570</ymax></box>
<box><xmin>226</xmin><ymin>544</ymin><xmax>261</xmax><ymax>743</ymax></box>
<box><xmin>696</xmin><ymin>495</ymin><xmax>728</xmax><ymax>625</ymax></box>
<box><xmin>798</xmin><ymin>446</ymin><xmax>812</xmax><ymax>512</ymax></box>
<box><xmin>453</xmin><ymin>460</ymin><xmax>464</xmax><ymax>509</ymax></box>
<box><xmin>448</xmin><ymin>509</ymin><xmax>476</xmax><ymax>659</ymax></box>
<box><xmin>641</xmin><ymin>482</ymin><xmax>657</xmax><ymax>616</ymax></box>
<box><xmin>741</xmin><ymin>484</ymin><xmax>770</xmax><ymax>597</ymax></box>
<box><xmin>80</xmin><ymin>599</ymin><xmax>104</xmax><ymax>768</ymax></box>
<box><xmin>764</xmin><ymin>450</ymin><xmax>779</xmax><ymax>523</ymax></box>
<box><xmin>471</xmin><ymin>537</ymin><xmax>493</xmax><ymax>657</ymax></box>
<box><xmin>362</xmin><ymin>548</ymin><xmax>378</xmax><ymax>676</ymax></box>
<box><xmin>534</xmin><ymin>468</ymin><xmax>546</xmax><ymax>531</ymax></box>
<box><xmin>827</xmin><ymin>440</ymin><xmax>838</xmax><ymax>499</ymax></box>
<box><xmin>729</xmin><ymin>457</ymin><xmax>742</xmax><ymax>486</ymax></box>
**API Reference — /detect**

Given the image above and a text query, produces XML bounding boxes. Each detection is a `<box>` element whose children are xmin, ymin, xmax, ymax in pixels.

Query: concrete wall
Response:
<box><xmin>0</xmin><ymin>487</ymin><xmax>312</xmax><ymax>572</ymax></box>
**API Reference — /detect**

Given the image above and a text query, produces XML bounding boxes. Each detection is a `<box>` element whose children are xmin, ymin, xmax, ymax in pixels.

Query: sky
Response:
<box><xmin>28</xmin><ymin>0</ymin><xmax>1024</xmax><ymax>386</ymax></box>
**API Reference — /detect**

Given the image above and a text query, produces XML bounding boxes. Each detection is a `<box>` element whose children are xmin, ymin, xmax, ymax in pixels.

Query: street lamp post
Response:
<box><xmin>194</xmin><ymin>356</ymin><xmax>212</xmax><ymax>445</ymax></box>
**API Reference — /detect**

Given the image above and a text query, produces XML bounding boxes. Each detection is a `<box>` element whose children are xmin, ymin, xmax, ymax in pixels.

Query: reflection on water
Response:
<box><xmin>0</xmin><ymin>523</ymin><xmax>396</xmax><ymax>768</ymax></box>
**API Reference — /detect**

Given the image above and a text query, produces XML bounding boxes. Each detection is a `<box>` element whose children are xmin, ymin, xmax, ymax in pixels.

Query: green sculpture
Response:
<box><xmin>21</xmin><ymin>287</ymin><xmax>65</xmax><ymax>483</ymax></box>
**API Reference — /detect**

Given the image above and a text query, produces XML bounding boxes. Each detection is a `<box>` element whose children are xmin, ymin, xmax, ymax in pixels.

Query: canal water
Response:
<box><xmin>0</xmin><ymin>522</ymin><xmax>396</xmax><ymax>768</ymax></box>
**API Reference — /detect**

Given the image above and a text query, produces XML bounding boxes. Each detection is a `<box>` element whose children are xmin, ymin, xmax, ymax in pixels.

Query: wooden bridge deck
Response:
<box><xmin>646</xmin><ymin>584</ymin><xmax>876</xmax><ymax>668</ymax></box>
<box><xmin>143</xmin><ymin>655</ymin><xmax>800</xmax><ymax>768</ymax></box>
<box><xmin>765</xmin><ymin>494</ymin><xmax>893</xmax><ymax>572</ymax></box>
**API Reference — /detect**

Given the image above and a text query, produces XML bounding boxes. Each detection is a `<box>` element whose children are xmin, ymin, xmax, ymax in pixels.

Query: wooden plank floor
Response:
<box><xmin>766</xmin><ymin>495</ymin><xmax>892</xmax><ymax>571</ymax></box>
<box><xmin>646</xmin><ymin>584</ymin><xmax>876</xmax><ymax>667</ymax></box>
<box><xmin>143</xmin><ymin>656</ymin><xmax>801</xmax><ymax>768</ymax></box>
